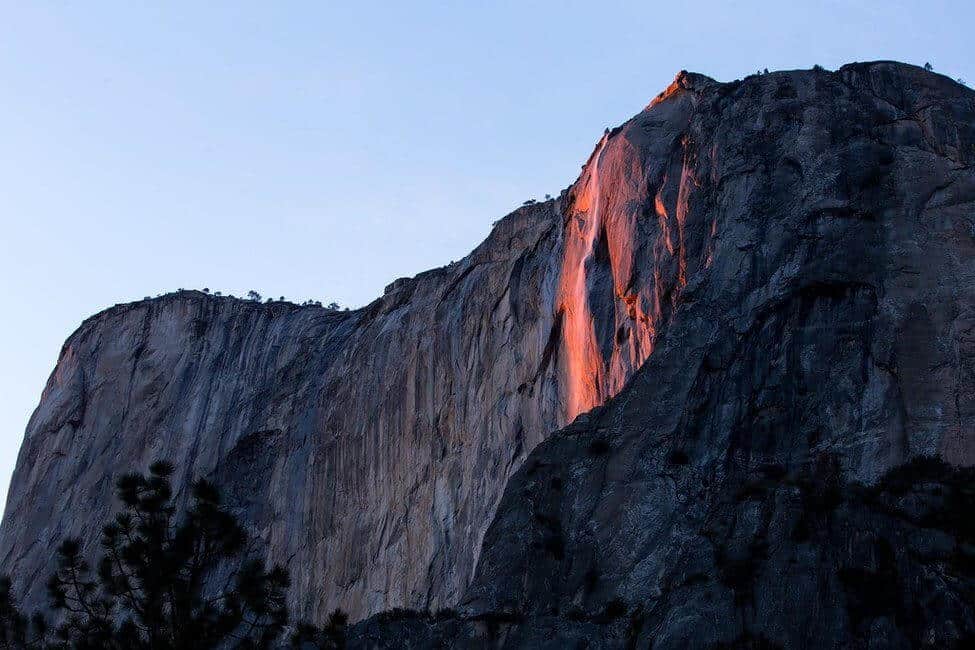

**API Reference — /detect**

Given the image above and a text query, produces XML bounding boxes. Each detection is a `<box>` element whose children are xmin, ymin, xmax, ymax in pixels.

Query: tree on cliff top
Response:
<box><xmin>0</xmin><ymin>461</ymin><xmax>346</xmax><ymax>649</ymax></box>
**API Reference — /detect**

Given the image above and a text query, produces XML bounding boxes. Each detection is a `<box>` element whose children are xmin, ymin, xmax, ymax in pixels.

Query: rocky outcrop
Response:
<box><xmin>348</xmin><ymin>61</ymin><xmax>975</xmax><ymax>647</ymax></box>
<box><xmin>3</xmin><ymin>60</ymin><xmax>975</xmax><ymax>646</ymax></box>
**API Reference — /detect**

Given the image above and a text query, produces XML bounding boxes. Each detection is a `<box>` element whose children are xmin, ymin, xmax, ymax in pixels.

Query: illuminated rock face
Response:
<box><xmin>556</xmin><ymin>74</ymin><xmax>712</xmax><ymax>419</ymax></box>
<box><xmin>3</xmin><ymin>61</ymin><xmax>975</xmax><ymax>645</ymax></box>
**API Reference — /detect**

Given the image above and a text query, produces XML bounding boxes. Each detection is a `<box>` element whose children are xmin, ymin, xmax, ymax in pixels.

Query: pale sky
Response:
<box><xmin>1</xmin><ymin>1</ymin><xmax>972</xmax><ymax>515</ymax></box>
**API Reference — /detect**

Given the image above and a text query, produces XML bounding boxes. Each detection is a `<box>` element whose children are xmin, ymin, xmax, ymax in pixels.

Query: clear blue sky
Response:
<box><xmin>1</xmin><ymin>1</ymin><xmax>972</xmax><ymax>513</ymax></box>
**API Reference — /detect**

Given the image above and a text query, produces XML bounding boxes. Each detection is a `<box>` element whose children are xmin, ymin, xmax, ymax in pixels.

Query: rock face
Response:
<box><xmin>3</xmin><ymin>61</ymin><xmax>975</xmax><ymax>646</ymax></box>
<box><xmin>350</xmin><ymin>62</ymin><xmax>975</xmax><ymax>648</ymax></box>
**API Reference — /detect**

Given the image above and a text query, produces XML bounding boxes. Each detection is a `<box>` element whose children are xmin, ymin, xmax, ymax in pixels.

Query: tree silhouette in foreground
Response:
<box><xmin>1</xmin><ymin>461</ymin><xmax>346</xmax><ymax>649</ymax></box>
<box><xmin>290</xmin><ymin>609</ymin><xmax>348</xmax><ymax>650</ymax></box>
<box><xmin>1</xmin><ymin>576</ymin><xmax>48</xmax><ymax>648</ymax></box>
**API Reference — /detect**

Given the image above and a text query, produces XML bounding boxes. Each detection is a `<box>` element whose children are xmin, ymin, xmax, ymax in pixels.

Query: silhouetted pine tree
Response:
<box><xmin>290</xmin><ymin>609</ymin><xmax>347</xmax><ymax>649</ymax></box>
<box><xmin>0</xmin><ymin>576</ymin><xmax>49</xmax><ymax>648</ymax></box>
<box><xmin>1</xmin><ymin>460</ymin><xmax>349</xmax><ymax>649</ymax></box>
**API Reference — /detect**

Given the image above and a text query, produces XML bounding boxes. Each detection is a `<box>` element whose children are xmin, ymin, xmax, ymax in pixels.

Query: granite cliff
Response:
<box><xmin>3</xmin><ymin>61</ymin><xmax>975</xmax><ymax>647</ymax></box>
<box><xmin>350</xmin><ymin>61</ymin><xmax>975</xmax><ymax>648</ymax></box>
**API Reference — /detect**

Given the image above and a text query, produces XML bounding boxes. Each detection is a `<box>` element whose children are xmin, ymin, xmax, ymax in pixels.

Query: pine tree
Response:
<box><xmin>290</xmin><ymin>608</ymin><xmax>347</xmax><ymax>649</ymax></box>
<box><xmin>2</xmin><ymin>461</ymin><xmax>347</xmax><ymax>649</ymax></box>
<box><xmin>0</xmin><ymin>576</ymin><xmax>49</xmax><ymax>648</ymax></box>
<box><xmin>43</xmin><ymin>461</ymin><xmax>291</xmax><ymax>649</ymax></box>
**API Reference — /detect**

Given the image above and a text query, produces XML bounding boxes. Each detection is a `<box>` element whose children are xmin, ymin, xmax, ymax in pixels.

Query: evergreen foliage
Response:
<box><xmin>0</xmin><ymin>461</ymin><xmax>345</xmax><ymax>649</ymax></box>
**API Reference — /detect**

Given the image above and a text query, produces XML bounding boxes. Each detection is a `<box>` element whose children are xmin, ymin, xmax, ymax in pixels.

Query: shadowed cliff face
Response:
<box><xmin>348</xmin><ymin>61</ymin><xmax>975</xmax><ymax>648</ymax></box>
<box><xmin>4</xmin><ymin>61</ymin><xmax>975</xmax><ymax>645</ymax></box>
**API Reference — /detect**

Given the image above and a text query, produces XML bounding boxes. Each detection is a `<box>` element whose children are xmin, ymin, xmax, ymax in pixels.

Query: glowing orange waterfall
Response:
<box><xmin>556</xmin><ymin>133</ymin><xmax>661</xmax><ymax>421</ymax></box>
<box><xmin>555</xmin><ymin>122</ymin><xmax>707</xmax><ymax>422</ymax></box>
<box><xmin>557</xmin><ymin>135</ymin><xmax>609</xmax><ymax>420</ymax></box>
